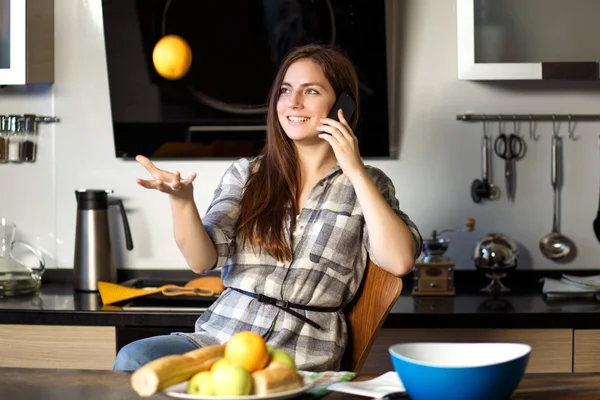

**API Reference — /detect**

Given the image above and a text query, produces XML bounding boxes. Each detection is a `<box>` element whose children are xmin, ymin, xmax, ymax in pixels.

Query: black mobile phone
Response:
<box><xmin>327</xmin><ymin>92</ymin><xmax>356</xmax><ymax>122</ymax></box>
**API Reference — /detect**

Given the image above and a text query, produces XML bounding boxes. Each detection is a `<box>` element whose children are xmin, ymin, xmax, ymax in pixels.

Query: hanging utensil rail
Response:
<box><xmin>27</xmin><ymin>116</ymin><xmax>60</xmax><ymax>123</ymax></box>
<box><xmin>457</xmin><ymin>114</ymin><xmax>600</xmax><ymax>122</ymax></box>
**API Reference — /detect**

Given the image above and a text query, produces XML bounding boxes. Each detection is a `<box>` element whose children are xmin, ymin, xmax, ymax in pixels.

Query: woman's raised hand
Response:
<box><xmin>135</xmin><ymin>155</ymin><xmax>197</xmax><ymax>196</ymax></box>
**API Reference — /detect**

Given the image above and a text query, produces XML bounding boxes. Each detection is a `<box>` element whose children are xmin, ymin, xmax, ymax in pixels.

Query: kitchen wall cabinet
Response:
<box><xmin>0</xmin><ymin>324</ymin><xmax>116</xmax><ymax>370</ymax></box>
<box><xmin>457</xmin><ymin>0</ymin><xmax>600</xmax><ymax>80</ymax></box>
<box><xmin>0</xmin><ymin>0</ymin><xmax>54</xmax><ymax>85</ymax></box>
<box><xmin>363</xmin><ymin>328</ymin><xmax>573</xmax><ymax>374</ymax></box>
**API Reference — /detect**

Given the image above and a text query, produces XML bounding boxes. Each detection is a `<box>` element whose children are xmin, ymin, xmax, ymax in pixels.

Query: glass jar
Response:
<box><xmin>0</xmin><ymin>217</ymin><xmax>46</xmax><ymax>296</ymax></box>
<box><xmin>0</xmin><ymin>116</ymin><xmax>8</xmax><ymax>163</ymax></box>
<box><xmin>21</xmin><ymin>115</ymin><xmax>37</xmax><ymax>162</ymax></box>
<box><xmin>7</xmin><ymin>115</ymin><xmax>22</xmax><ymax>163</ymax></box>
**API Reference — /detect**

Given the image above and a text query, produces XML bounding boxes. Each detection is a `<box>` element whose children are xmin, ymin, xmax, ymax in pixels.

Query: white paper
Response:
<box><xmin>327</xmin><ymin>371</ymin><xmax>405</xmax><ymax>398</ymax></box>
<box><xmin>562</xmin><ymin>274</ymin><xmax>600</xmax><ymax>290</ymax></box>
<box><xmin>539</xmin><ymin>277</ymin><xmax>598</xmax><ymax>294</ymax></box>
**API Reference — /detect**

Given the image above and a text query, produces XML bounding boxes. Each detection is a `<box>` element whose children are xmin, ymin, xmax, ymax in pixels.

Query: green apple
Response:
<box><xmin>186</xmin><ymin>371</ymin><xmax>214</xmax><ymax>395</ymax></box>
<box><xmin>210</xmin><ymin>357</ymin><xmax>232</xmax><ymax>372</ymax></box>
<box><xmin>268</xmin><ymin>347</ymin><xmax>296</xmax><ymax>370</ymax></box>
<box><xmin>211</xmin><ymin>365</ymin><xmax>252</xmax><ymax>396</ymax></box>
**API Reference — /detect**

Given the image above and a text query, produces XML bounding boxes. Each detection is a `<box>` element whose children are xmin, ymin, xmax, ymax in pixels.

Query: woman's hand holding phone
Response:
<box><xmin>317</xmin><ymin>108</ymin><xmax>365</xmax><ymax>181</ymax></box>
<box><xmin>135</xmin><ymin>155</ymin><xmax>197</xmax><ymax>197</ymax></box>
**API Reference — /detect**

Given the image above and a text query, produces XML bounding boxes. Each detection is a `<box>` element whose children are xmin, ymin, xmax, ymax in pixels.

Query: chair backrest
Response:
<box><xmin>340</xmin><ymin>259</ymin><xmax>403</xmax><ymax>373</ymax></box>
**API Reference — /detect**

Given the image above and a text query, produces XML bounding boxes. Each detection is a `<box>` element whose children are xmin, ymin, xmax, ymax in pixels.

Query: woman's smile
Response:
<box><xmin>286</xmin><ymin>116</ymin><xmax>311</xmax><ymax>125</ymax></box>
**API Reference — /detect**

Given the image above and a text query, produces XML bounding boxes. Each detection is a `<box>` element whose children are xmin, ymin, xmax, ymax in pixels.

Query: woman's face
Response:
<box><xmin>276</xmin><ymin>59</ymin><xmax>336</xmax><ymax>143</ymax></box>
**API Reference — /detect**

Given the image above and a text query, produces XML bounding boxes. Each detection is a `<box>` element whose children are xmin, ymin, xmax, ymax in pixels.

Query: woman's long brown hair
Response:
<box><xmin>236</xmin><ymin>44</ymin><xmax>360</xmax><ymax>262</ymax></box>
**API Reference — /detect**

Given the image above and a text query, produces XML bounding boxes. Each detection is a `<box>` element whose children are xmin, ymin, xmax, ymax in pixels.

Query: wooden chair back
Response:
<box><xmin>340</xmin><ymin>259</ymin><xmax>403</xmax><ymax>372</ymax></box>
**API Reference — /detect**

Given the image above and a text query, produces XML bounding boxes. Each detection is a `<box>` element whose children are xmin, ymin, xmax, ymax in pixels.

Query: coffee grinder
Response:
<box><xmin>412</xmin><ymin>218</ymin><xmax>476</xmax><ymax>296</ymax></box>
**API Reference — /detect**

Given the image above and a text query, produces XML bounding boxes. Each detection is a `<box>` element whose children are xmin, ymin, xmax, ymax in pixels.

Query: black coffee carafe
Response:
<box><xmin>73</xmin><ymin>189</ymin><xmax>134</xmax><ymax>291</ymax></box>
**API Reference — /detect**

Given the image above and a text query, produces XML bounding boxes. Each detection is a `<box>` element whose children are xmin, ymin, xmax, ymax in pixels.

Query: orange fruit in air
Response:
<box><xmin>224</xmin><ymin>331</ymin><xmax>270</xmax><ymax>373</ymax></box>
<box><xmin>152</xmin><ymin>35</ymin><xmax>192</xmax><ymax>80</ymax></box>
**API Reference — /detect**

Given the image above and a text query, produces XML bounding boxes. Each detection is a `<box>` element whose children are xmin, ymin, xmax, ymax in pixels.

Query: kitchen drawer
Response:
<box><xmin>574</xmin><ymin>329</ymin><xmax>600</xmax><ymax>372</ymax></box>
<box><xmin>0</xmin><ymin>324</ymin><xmax>116</xmax><ymax>370</ymax></box>
<box><xmin>362</xmin><ymin>328</ymin><xmax>573</xmax><ymax>374</ymax></box>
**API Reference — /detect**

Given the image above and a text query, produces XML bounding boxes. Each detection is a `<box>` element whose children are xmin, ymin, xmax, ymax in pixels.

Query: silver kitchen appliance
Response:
<box><xmin>73</xmin><ymin>189</ymin><xmax>133</xmax><ymax>291</ymax></box>
<box><xmin>473</xmin><ymin>233</ymin><xmax>519</xmax><ymax>293</ymax></box>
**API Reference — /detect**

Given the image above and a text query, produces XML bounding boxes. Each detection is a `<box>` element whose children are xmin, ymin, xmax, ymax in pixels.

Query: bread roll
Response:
<box><xmin>251</xmin><ymin>362</ymin><xmax>304</xmax><ymax>395</ymax></box>
<box><xmin>130</xmin><ymin>344</ymin><xmax>224</xmax><ymax>397</ymax></box>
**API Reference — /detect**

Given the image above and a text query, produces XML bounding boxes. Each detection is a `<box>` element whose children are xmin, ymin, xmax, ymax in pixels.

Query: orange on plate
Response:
<box><xmin>225</xmin><ymin>331</ymin><xmax>270</xmax><ymax>373</ymax></box>
<box><xmin>152</xmin><ymin>34</ymin><xmax>192</xmax><ymax>80</ymax></box>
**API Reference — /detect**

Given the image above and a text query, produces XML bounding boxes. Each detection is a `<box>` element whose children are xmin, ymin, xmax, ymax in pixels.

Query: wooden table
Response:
<box><xmin>2</xmin><ymin>368</ymin><xmax>600</xmax><ymax>399</ymax></box>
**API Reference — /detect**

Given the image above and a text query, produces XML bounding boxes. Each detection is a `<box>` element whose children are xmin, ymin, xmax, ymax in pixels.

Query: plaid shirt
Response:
<box><xmin>177</xmin><ymin>157</ymin><xmax>422</xmax><ymax>371</ymax></box>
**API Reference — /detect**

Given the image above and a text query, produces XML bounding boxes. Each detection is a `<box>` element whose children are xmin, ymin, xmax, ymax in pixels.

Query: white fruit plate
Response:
<box><xmin>164</xmin><ymin>375</ymin><xmax>313</xmax><ymax>400</ymax></box>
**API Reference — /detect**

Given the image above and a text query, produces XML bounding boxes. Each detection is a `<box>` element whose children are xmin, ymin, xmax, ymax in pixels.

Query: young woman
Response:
<box><xmin>113</xmin><ymin>44</ymin><xmax>422</xmax><ymax>372</ymax></box>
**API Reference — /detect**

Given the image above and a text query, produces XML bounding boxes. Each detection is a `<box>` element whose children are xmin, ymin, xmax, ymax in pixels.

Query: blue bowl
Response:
<box><xmin>389</xmin><ymin>342</ymin><xmax>531</xmax><ymax>400</ymax></box>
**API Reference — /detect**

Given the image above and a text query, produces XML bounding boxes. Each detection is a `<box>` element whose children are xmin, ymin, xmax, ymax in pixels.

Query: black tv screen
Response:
<box><xmin>102</xmin><ymin>0</ymin><xmax>391</xmax><ymax>159</ymax></box>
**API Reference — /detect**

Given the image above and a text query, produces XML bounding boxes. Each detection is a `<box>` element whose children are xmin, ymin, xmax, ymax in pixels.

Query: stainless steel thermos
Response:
<box><xmin>73</xmin><ymin>189</ymin><xmax>134</xmax><ymax>291</ymax></box>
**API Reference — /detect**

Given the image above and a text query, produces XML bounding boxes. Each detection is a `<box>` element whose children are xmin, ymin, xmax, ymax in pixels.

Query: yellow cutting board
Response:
<box><xmin>97</xmin><ymin>281</ymin><xmax>214</xmax><ymax>305</ymax></box>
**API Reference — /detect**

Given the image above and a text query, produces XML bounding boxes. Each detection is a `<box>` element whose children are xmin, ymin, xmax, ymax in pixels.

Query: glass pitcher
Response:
<box><xmin>0</xmin><ymin>218</ymin><xmax>45</xmax><ymax>296</ymax></box>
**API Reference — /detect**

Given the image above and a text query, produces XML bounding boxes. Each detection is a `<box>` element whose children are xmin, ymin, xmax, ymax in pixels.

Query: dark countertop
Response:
<box><xmin>2</xmin><ymin>271</ymin><xmax>600</xmax><ymax>329</ymax></box>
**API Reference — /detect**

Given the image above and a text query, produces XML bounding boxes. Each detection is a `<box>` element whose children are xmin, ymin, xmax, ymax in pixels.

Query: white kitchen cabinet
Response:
<box><xmin>0</xmin><ymin>0</ymin><xmax>54</xmax><ymax>85</ymax></box>
<box><xmin>457</xmin><ymin>0</ymin><xmax>600</xmax><ymax>80</ymax></box>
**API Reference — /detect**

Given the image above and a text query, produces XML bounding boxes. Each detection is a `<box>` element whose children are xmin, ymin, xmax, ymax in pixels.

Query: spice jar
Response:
<box><xmin>6</xmin><ymin>115</ymin><xmax>22</xmax><ymax>163</ymax></box>
<box><xmin>21</xmin><ymin>114</ymin><xmax>37</xmax><ymax>162</ymax></box>
<box><xmin>0</xmin><ymin>116</ymin><xmax>8</xmax><ymax>163</ymax></box>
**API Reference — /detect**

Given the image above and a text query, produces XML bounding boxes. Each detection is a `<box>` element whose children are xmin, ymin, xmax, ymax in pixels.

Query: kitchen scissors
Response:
<box><xmin>494</xmin><ymin>132</ymin><xmax>526</xmax><ymax>202</ymax></box>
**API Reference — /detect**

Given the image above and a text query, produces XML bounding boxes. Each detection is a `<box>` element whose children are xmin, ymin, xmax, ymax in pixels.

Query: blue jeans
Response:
<box><xmin>112</xmin><ymin>334</ymin><xmax>199</xmax><ymax>371</ymax></box>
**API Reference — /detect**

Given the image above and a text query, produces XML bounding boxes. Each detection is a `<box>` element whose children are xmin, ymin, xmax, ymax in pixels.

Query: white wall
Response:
<box><xmin>0</xmin><ymin>0</ymin><xmax>599</xmax><ymax>272</ymax></box>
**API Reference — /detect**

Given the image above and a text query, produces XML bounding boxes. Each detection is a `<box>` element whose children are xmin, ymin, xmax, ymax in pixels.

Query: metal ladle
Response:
<box><xmin>540</xmin><ymin>133</ymin><xmax>574</xmax><ymax>260</ymax></box>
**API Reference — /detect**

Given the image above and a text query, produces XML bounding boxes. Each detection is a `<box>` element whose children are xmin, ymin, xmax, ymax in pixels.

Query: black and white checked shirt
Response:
<box><xmin>177</xmin><ymin>157</ymin><xmax>422</xmax><ymax>371</ymax></box>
